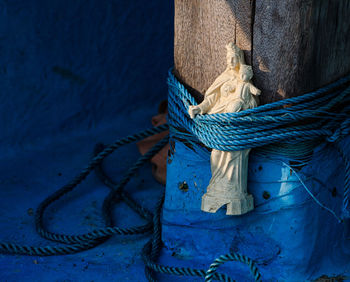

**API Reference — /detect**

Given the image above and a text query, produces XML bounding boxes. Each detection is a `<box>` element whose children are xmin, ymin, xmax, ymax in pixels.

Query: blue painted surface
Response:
<box><xmin>0</xmin><ymin>122</ymin><xmax>165</xmax><ymax>281</ymax></box>
<box><xmin>162</xmin><ymin>137</ymin><xmax>350</xmax><ymax>281</ymax></box>
<box><xmin>1</xmin><ymin>0</ymin><xmax>349</xmax><ymax>281</ymax></box>
<box><xmin>0</xmin><ymin>0</ymin><xmax>173</xmax><ymax>156</ymax></box>
<box><xmin>0</xmin><ymin>0</ymin><xmax>174</xmax><ymax>281</ymax></box>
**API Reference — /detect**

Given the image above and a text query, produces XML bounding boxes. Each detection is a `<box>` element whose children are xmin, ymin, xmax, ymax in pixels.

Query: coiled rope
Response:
<box><xmin>205</xmin><ymin>253</ymin><xmax>261</xmax><ymax>282</ymax></box>
<box><xmin>1</xmin><ymin>70</ymin><xmax>349</xmax><ymax>281</ymax></box>
<box><xmin>0</xmin><ymin>125</ymin><xmax>168</xmax><ymax>256</ymax></box>
<box><xmin>93</xmin><ymin>148</ymin><xmax>255</xmax><ymax>282</ymax></box>
<box><xmin>0</xmin><ymin>123</ymin><xmax>260</xmax><ymax>281</ymax></box>
<box><xmin>167</xmin><ymin>69</ymin><xmax>350</xmax><ymax>218</ymax></box>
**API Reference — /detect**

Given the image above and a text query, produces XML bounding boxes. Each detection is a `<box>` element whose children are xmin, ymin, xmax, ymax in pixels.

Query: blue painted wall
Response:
<box><xmin>0</xmin><ymin>0</ymin><xmax>173</xmax><ymax>154</ymax></box>
<box><xmin>163</xmin><ymin>137</ymin><xmax>350</xmax><ymax>281</ymax></box>
<box><xmin>0</xmin><ymin>2</ymin><xmax>174</xmax><ymax>281</ymax></box>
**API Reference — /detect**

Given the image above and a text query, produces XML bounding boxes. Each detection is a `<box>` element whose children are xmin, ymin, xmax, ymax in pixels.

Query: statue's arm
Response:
<box><xmin>188</xmin><ymin>91</ymin><xmax>218</xmax><ymax>118</ymax></box>
<box><xmin>188</xmin><ymin>71</ymin><xmax>231</xmax><ymax>119</ymax></box>
<box><xmin>249</xmin><ymin>83</ymin><xmax>261</xmax><ymax>96</ymax></box>
<box><xmin>197</xmin><ymin>92</ymin><xmax>218</xmax><ymax>113</ymax></box>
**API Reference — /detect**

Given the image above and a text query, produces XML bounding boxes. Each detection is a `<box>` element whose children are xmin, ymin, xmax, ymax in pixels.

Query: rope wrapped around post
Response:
<box><xmin>167</xmin><ymin>69</ymin><xmax>350</xmax><ymax>218</ymax></box>
<box><xmin>0</xmin><ymin>69</ymin><xmax>349</xmax><ymax>282</ymax></box>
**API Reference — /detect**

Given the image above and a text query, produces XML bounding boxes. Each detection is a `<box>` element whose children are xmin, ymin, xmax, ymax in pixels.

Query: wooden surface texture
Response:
<box><xmin>174</xmin><ymin>0</ymin><xmax>350</xmax><ymax>104</ymax></box>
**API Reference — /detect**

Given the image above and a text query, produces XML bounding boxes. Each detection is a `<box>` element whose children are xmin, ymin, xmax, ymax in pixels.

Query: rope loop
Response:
<box><xmin>0</xmin><ymin>125</ymin><xmax>169</xmax><ymax>256</ymax></box>
<box><xmin>168</xmin><ymin>69</ymin><xmax>350</xmax><ymax>151</ymax></box>
<box><xmin>1</xmin><ymin>69</ymin><xmax>350</xmax><ymax>282</ymax></box>
<box><xmin>167</xmin><ymin>69</ymin><xmax>350</xmax><ymax>218</ymax></box>
<box><xmin>205</xmin><ymin>253</ymin><xmax>262</xmax><ymax>282</ymax></box>
<box><xmin>326</xmin><ymin>118</ymin><xmax>350</xmax><ymax>143</ymax></box>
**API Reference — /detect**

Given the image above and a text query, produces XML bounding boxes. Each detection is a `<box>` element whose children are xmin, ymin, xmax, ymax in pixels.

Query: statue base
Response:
<box><xmin>201</xmin><ymin>193</ymin><xmax>254</xmax><ymax>215</ymax></box>
<box><xmin>162</xmin><ymin>139</ymin><xmax>350</xmax><ymax>281</ymax></box>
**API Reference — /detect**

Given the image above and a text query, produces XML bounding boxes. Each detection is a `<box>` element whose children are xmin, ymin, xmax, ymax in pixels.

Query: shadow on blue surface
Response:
<box><xmin>1</xmin><ymin>1</ymin><xmax>350</xmax><ymax>282</ymax></box>
<box><xmin>0</xmin><ymin>1</ymin><xmax>176</xmax><ymax>281</ymax></box>
<box><xmin>0</xmin><ymin>0</ymin><xmax>173</xmax><ymax>155</ymax></box>
<box><xmin>0</xmin><ymin>122</ymin><xmax>163</xmax><ymax>281</ymax></box>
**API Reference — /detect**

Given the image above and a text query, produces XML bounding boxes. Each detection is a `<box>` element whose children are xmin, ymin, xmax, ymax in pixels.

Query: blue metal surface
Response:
<box><xmin>162</xmin><ymin>137</ymin><xmax>350</xmax><ymax>281</ymax></box>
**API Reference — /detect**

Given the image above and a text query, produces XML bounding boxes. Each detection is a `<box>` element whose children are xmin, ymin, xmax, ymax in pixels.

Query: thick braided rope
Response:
<box><xmin>93</xmin><ymin>143</ymin><xmax>254</xmax><ymax>282</ymax></box>
<box><xmin>334</xmin><ymin>142</ymin><xmax>350</xmax><ymax>218</ymax></box>
<box><xmin>96</xmin><ymin>134</ymin><xmax>263</xmax><ymax>282</ymax></box>
<box><xmin>0</xmin><ymin>125</ymin><xmax>169</xmax><ymax>256</ymax></box>
<box><xmin>34</xmin><ymin>125</ymin><xmax>168</xmax><ymax>245</ymax></box>
<box><xmin>138</xmin><ymin>192</ymin><xmax>261</xmax><ymax>282</ymax></box>
<box><xmin>144</xmin><ymin>192</ymin><xmax>165</xmax><ymax>281</ymax></box>
<box><xmin>100</xmin><ymin>136</ymin><xmax>169</xmax><ymax>227</ymax></box>
<box><xmin>142</xmin><ymin>240</ymin><xmax>235</xmax><ymax>282</ymax></box>
<box><xmin>205</xmin><ymin>253</ymin><xmax>262</xmax><ymax>282</ymax></box>
<box><xmin>168</xmin><ymin>91</ymin><xmax>350</xmax><ymax>150</ymax></box>
<box><xmin>35</xmin><ymin>124</ymin><xmax>168</xmax><ymax>237</ymax></box>
<box><xmin>168</xmin><ymin>69</ymin><xmax>350</xmax><ymax>118</ymax></box>
<box><xmin>92</xmin><ymin>145</ymin><xmax>160</xmax><ymax>282</ymax></box>
<box><xmin>93</xmin><ymin>152</ymin><xmax>153</xmax><ymax>221</ymax></box>
<box><xmin>142</xmin><ymin>233</ymin><xmax>236</xmax><ymax>281</ymax></box>
<box><xmin>0</xmin><ymin>242</ymin><xmax>95</xmax><ymax>256</ymax></box>
<box><xmin>167</xmin><ymin>70</ymin><xmax>350</xmax><ymax>151</ymax></box>
<box><xmin>93</xmin><ymin>155</ymin><xmax>165</xmax><ymax>282</ymax></box>
<box><xmin>0</xmin><ymin>120</ymin><xmax>261</xmax><ymax>280</ymax></box>
<box><xmin>167</xmin><ymin>70</ymin><xmax>350</xmax><ymax>217</ymax></box>
<box><xmin>345</xmin><ymin>157</ymin><xmax>350</xmax><ymax>218</ymax></box>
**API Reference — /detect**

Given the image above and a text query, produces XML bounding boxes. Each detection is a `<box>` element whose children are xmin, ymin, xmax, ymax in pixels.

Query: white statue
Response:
<box><xmin>188</xmin><ymin>43</ymin><xmax>261</xmax><ymax>215</ymax></box>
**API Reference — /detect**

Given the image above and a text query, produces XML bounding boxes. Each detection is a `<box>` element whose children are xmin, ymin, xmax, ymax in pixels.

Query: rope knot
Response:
<box><xmin>327</xmin><ymin>119</ymin><xmax>350</xmax><ymax>143</ymax></box>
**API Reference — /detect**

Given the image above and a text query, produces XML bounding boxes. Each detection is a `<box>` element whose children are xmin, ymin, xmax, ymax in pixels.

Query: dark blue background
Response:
<box><xmin>1</xmin><ymin>2</ymin><xmax>350</xmax><ymax>281</ymax></box>
<box><xmin>0</xmin><ymin>1</ymin><xmax>175</xmax><ymax>281</ymax></box>
<box><xmin>0</xmin><ymin>0</ymin><xmax>173</xmax><ymax>154</ymax></box>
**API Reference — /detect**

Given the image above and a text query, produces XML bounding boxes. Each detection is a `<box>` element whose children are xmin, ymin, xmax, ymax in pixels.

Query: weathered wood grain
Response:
<box><xmin>300</xmin><ymin>0</ymin><xmax>350</xmax><ymax>96</ymax></box>
<box><xmin>174</xmin><ymin>0</ymin><xmax>253</xmax><ymax>101</ymax></box>
<box><xmin>174</xmin><ymin>0</ymin><xmax>350</xmax><ymax>104</ymax></box>
<box><xmin>253</xmin><ymin>0</ymin><xmax>350</xmax><ymax>103</ymax></box>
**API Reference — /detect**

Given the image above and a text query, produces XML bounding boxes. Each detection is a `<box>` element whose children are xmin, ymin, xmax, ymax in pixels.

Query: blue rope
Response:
<box><xmin>140</xmin><ymin>192</ymin><xmax>261</xmax><ymax>282</ymax></box>
<box><xmin>283</xmin><ymin>161</ymin><xmax>342</xmax><ymax>223</ymax></box>
<box><xmin>167</xmin><ymin>69</ymin><xmax>350</xmax><ymax>218</ymax></box>
<box><xmin>0</xmin><ymin>125</ymin><xmax>169</xmax><ymax>255</ymax></box>
<box><xmin>334</xmin><ymin>143</ymin><xmax>350</xmax><ymax>219</ymax></box>
<box><xmin>1</xmin><ymin>69</ymin><xmax>349</xmax><ymax>282</ymax></box>
<box><xmin>168</xmin><ymin>80</ymin><xmax>350</xmax><ymax>150</ymax></box>
<box><xmin>205</xmin><ymin>253</ymin><xmax>262</xmax><ymax>282</ymax></box>
<box><xmin>0</xmin><ymin>123</ymin><xmax>261</xmax><ymax>282</ymax></box>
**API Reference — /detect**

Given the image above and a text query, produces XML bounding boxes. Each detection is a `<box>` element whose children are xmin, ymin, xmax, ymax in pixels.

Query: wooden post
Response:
<box><xmin>174</xmin><ymin>0</ymin><xmax>350</xmax><ymax>104</ymax></box>
<box><xmin>164</xmin><ymin>2</ymin><xmax>350</xmax><ymax>279</ymax></box>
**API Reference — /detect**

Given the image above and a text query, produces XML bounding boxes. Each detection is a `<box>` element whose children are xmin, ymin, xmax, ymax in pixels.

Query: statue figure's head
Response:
<box><xmin>225</xmin><ymin>42</ymin><xmax>245</xmax><ymax>70</ymax></box>
<box><xmin>239</xmin><ymin>64</ymin><xmax>253</xmax><ymax>82</ymax></box>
